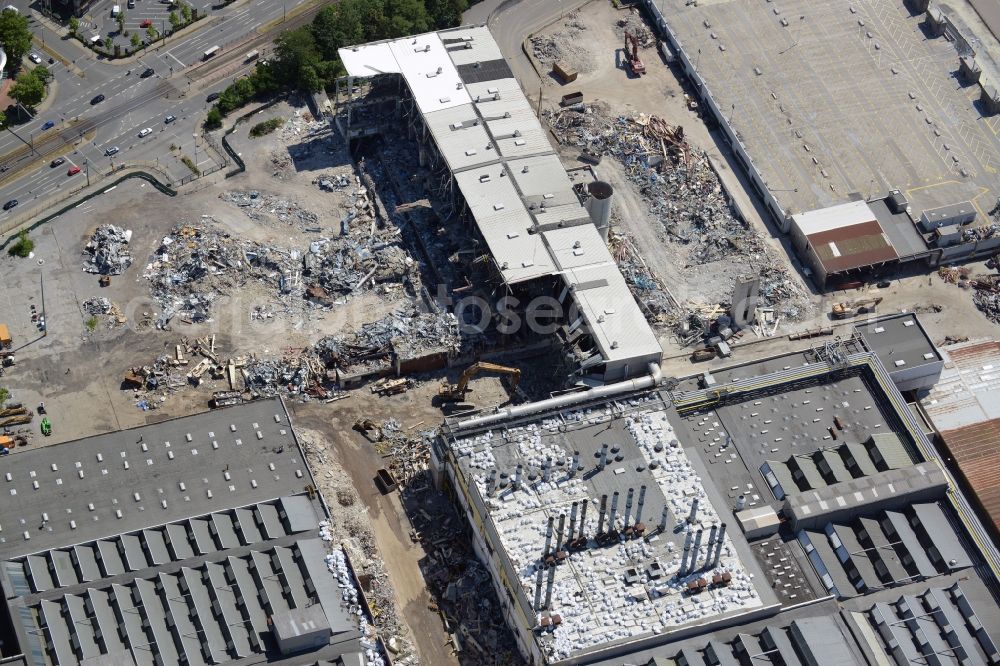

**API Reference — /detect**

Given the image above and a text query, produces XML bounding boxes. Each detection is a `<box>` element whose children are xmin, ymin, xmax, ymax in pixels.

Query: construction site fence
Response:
<box><xmin>0</xmin><ymin>171</ymin><xmax>176</xmax><ymax>253</ymax></box>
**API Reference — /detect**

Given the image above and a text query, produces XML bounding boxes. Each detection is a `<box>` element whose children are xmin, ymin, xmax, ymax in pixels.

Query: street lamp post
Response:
<box><xmin>193</xmin><ymin>133</ymin><xmax>198</xmax><ymax>172</ymax></box>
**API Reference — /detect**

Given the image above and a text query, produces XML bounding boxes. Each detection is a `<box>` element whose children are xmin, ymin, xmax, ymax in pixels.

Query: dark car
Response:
<box><xmin>40</xmin><ymin>120</ymin><xmax>55</xmax><ymax>131</ymax></box>
<box><xmin>140</xmin><ymin>67</ymin><xmax>154</xmax><ymax>78</ymax></box>
<box><xmin>164</xmin><ymin>114</ymin><xmax>177</xmax><ymax>124</ymax></box>
<box><xmin>50</xmin><ymin>157</ymin><xmax>65</xmax><ymax>168</ymax></box>
<box><xmin>3</xmin><ymin>200</ymin><xmax>18</xmax><ymax>211</ymax></box>
<box><xmin>206</xmin><ymin>92</ymin><xmax>220</xmax><ymax>102</ymax></box>
<box><xmin>91</xmin><ymin>94</ymin><xmax>106</xmax><ymax>104</ymax></box>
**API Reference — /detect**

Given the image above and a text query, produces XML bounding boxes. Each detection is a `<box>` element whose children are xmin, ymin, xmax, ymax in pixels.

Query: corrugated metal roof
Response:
<box><xmin>922</xmin><ymin>340</ymin><xmax>1000</xmax><ymax>432</ymax></box>
<box><xmin>808</xmin><ymin>220</ymin><xmax>898</xmax><ymax>273</ymax></box>
<box><xmin>792</xmin><ymin>200</ymin><xmax>875</xmax><ymax>236</ymax></box>
<box><xmin>442</xmin><ymin>25</ymin><xmax>504</xmax><ymax>65</ymax></box>
<box><xmin>938</xmin><ymin>420</ymin><xmax>1000</xmax><ymax>534</ymax></box>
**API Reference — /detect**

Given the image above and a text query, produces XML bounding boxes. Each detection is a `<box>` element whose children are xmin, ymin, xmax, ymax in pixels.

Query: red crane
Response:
<box><xmin>624</xmin><ymin>29</ymin><xmax>646</xmax><ymax>76</ymax></box>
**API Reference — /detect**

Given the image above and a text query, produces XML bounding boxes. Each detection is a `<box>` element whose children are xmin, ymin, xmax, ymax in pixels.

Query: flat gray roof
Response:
<box><xmin>0</xmin><ymin>398</ymin><xmax>308</xmax><ymax>560</ymax></box>
<box><xmin>855</xmin><ymin>313</ymin><xmax>942</xmax><ymax>374</ymax></box>
<box><xmin>867</xmin><ymin>198</ymin><xmax>928</xmax><ymax>259</ymax></box>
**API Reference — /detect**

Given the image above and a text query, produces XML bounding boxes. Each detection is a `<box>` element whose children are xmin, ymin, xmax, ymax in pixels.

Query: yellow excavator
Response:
<box><xmin>439</xmin><ymin>361</ymin><xmax>522</xmax><ymax>401</ymax></box>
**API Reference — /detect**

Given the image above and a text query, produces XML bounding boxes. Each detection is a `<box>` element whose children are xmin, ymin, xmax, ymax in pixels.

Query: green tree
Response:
<box><xmin>103</xmin><ymin>36</ymin><xmax>113</xmax><ymax>50</ymax></box>
<box><xmin>0</xmin><ymin>109</ymin><xmax>6</xmax><ymax>126</ymax></box>
<box><xmin>180</xmin><ymin>2</ymin><xmax>191</xmax><ymax>23</ymax></box>
<box><xmin>0</xmin><ymin>387</ymin><xmax>8</xmax><ymax>408</ymax></box>
<box><xmin>204</xmin><ymin>106</ymin><xmax>222</xmax><ymax>129</ymax></box>
<box><xmin>9</xmin><ymin>70</ymin><xmax>45</xmax><ymax>109</ymax></box>
<box><xmin>116</xmin><ymin>11</ymin><xmax>125</xmax><ymax>34</ymax></box>
<box><xmin>274</xmin><ymin>27</ymin><xmax>326</xmax><ymax>91</ymax></box>
<box><xmin>68</xmin><ymin>16</ymin><xmax>80</xmax><ymax>37</ymax></box>
<box><xmin>0</xmin><ymin>9</ymin><xmax>33</xmax><ymax>64</ymax></box>
<box><xmin>32</xmin><ymin>64</ymin><xmax>51</xmax><ymax>83</ymax></box>
<box><xmin>146</xmin><ymin>24</ymin><xmax>158</xmax><ymax>42</ymax></box>
<box><xmin>8</xmin><ymin>230</ymin><xmax>34</xmax><ymax>257</ymax></box>
<box><xmin>168</xmin><ymin>10</ymin><xmax>180</xmax><ymax>30</ymax></box>
<box><xmin>425</xmin><ymin>0</ymin><xmax>468</xmax><ymax>28</ymax></box>
<box><xmin>130</xmin><ymin>32</ymin><xmax>141</xmax><ymax>48</ymax></box>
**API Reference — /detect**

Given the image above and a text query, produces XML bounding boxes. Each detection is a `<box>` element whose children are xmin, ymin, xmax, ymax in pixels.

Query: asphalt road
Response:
<box><xmin>0</xmin><ymin>0</ymin><xmax>317</xmax><ymax>222</ymax></box>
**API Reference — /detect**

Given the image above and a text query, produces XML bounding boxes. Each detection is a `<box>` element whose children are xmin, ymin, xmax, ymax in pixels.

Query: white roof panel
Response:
<box><xmin>424</xmin><ymin>105</ymin><xmax>496</xmax><ymax>172</ymax></box>
<box><xmin>443</xmin><ymin>25</ymin><xmax>504</xmax><ymax>65</ymax></box>
<box><xmin>340</xmin><ymin>34</ymin><xmax>472</xmax><ymax>115</ymax></box>
<box><xmin>792</xmin><ymin>200</ymin><xmax>877</xmax><ymax>237</ymax></box>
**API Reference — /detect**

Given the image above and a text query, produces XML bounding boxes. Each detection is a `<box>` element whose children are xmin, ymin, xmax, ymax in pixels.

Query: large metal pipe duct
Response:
<box><xmin>586</xmin><ymin>180</ymin><xmax>614</xmax><ymax>242</ymax></box>
<box><xmin>555</xmin><ymin>513</ymin><xmax>567</xmax><ymax>554</ymax></box>
<box><xmin>543</xmin><ymin>561</ymin><xmax>556</xmax><ymax>609</ymax></box>
<box><xmin>688</xmin><ymin>498</ymin><xmax>699</xmax><ymax>525</ymax></box>
<box><xmin>623</xmin><ymin>489</ymin><xmax>635</xmax><ymax>529</ymax></box>
<box><xmin>714</xmin><ymin>523</ymin><xmax>727</xmax><ymax>567</ymax></box>
<box><xmin>691</xmin><ymin>528</ymin><xmax>704</xmax><ymax>574</ymax></box>
<box><xmin>568</xmin><ymin>502</ymin><xmax>579</xmax><ymax>543</ymax></box>
<box><xmin>578</xmin><ymin>499</ymin><xmax>589</xmax><ymax>540</ymax></box>
<box><xmin>451</xmin><ymin>363</ymin><xmax>661</xmax><ymax>432</ymax></box>
<box><xmin>635</xmin><ymin>485</ymin><xmax>647</xmax><ymax>525</ymax></box>
<box><xmin>597</xmin><ymin>494</ymin><xmax>608</xmax><ymax>535</ymax></box>
<box><xmin>609</xmin><ymin>491</ymin><xmax>620</xmax><ymax>533</ymax></box>
<box><xmin>533</xmin><ymin>566</ymin><xmax>545</xmax><ymax>610</ymax></box>
<box><xmin>543</xmin><ymin>515</ymin><xmax>555</xmax><ymax>559</ymax></box>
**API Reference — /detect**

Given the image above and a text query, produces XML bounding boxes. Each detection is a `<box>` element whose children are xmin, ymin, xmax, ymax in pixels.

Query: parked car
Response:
<box><xmin>28</xmin><ymin>53</ymin><xmax>41</xmax><ymax>64</ymax></box>
<box><xmin>3</xmin><ymin>200</ymin><xmax>18</xmax><ymax>211</ymax></box>
<box><xmin>138</xmin><ymin>127</ymin><xmax>152</xmax><ymax>137</ymax></box>
<box><xmin>91</xmin><ymin>94</ymin><xmax>106</xmax><ymax>105</ymax></box>
<box><xmin>50</xmin><ymin>157</ymin><xmax>65</xmax><ymax>167</ymax></box>
<box><xmin>206</xmin><ymin>92</ymin><xmax>220</xmax><ymax>102</ymax></box>
<box><xmin>164</xmin><ymin>114</ymin><xmax>177</xmax><ymax>124</ymax></box>
<box><xmin>140</xmin><ymin>67</ymin><xmax>154</xmax><ymax>78</ymax></box>
<box><xmin>104</xmin><ymin>146</ymin><xmax>119</xmax><ymax>156</ymax></box>
<box><xmin>40</xmin><ymin>120</ymin><xmax>55</xmax><ymax>131</ymax></box>
<box><xmin>67</xmin><ymin>166</ymin><xmax>81</xmax><ymax>176</ymax></box>
<box><xmin>140</xmin><ymin>18</ymin><xmax>152</xmax><ymax>28</ymax></box>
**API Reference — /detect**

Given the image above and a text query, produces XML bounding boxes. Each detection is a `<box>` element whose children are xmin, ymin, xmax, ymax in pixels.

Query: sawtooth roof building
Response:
<box><xmin>0</xmin><ymin>399</ymin><xmax>369</xmax><ymax>666</ymax></box>
<box><xmin>336</xmin><ymin>27</ymin><xmax>662</xmax><ymax>382</ymax></box>
<box><xmin>432</xmin><ymin>333</ymin><xmax>1000</xmax><ymax>665</ymax></box>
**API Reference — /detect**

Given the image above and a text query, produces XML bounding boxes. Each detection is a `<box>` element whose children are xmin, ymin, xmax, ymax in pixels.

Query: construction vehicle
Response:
<box><xmin>371</xmin><ymin>377</ymin><xmax>411</xmax><ymax>396</ymax></box>
<box><xmin>353</xmin><ymin>419</ymin><xmax>384</xmax><ymax>442</ymax></box>
<box><xmin>0</xmin><ymin>323</ymin><xmax>11</xmax><ymax>349</ymax></box>
<box><xmin>40</xmin><ymin>417</ymin><xmax>51</xmax><ymax>436</ymax></box>
<box><xmin>624</xmin><ymin>30</ymin><xmax>645</xmax><ymax>76</ymax></box>
<box><xmin>439</xmin><ymin>361</ymin><xmax>522</xmax><ymax>402</ymax></box>
<box><xmin>831</xmin><ymin>297</ymin><xmax>883</xmax><ymax>319</ymax></box>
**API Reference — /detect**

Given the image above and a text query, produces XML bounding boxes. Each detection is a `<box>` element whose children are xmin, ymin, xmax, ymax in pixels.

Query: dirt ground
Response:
<box><xmin>530</xmin><ymin>0</ymin><xmax>1000</xmax><ymax>362</ymax></box>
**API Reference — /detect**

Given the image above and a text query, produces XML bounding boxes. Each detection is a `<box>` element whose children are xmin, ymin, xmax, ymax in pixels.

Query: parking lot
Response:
<box><xmin>79</xmin><ymin>0</ymin><xmax>217</xmax><ymax>54</ymax></box>
<box><xmin>664</xmin><ymin>0</ymin><xmax>1000</xmax><ymax>218</ymax></box>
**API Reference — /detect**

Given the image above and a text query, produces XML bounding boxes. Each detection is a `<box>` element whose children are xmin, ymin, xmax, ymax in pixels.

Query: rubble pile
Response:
<box><xmin>314</xmin><ymin>305</ymin><xmax>461</xmax><ymax>372</ymax></box>
<box><xmin>939</xmin><ymin>266</ymin><xmax>1000</xmax><ymax>325</ymax></box>
<box><xmin>609</xmin><ymin>229</ymin><xmax>676</xmax><ymax>323</ymax></box>
<box><xmin>551</xmin><ymin>105</ymin><xmax>809</xmax><ymax>324</ymax></box>
<box><xmin>530</xmin><ymin>13</ymin><xmax>595</xmax><ymax>74</ymax></box>
<box><xmin>403</xmin><ymin>469</ymin><xmax>521</xmax><ymax>664</ymax></box>
<box><xmin>82</xmin><ymin>297</ymin><xmax>112</xmax><ymax>315</ymax></box>
<box><xmin>82</xmin><ymin>224</ymin><xmax>133</xmax><ymax>275</ymax></box>
<box><xmin>614</xmin><ymin>14</ymin><xmax>654</xmax><ymax>46</ymax></box>
<box><xmin>143</xmin><ymin>222</ymin><xmax>299</xmax><ymax>325</ymax></box>
<box><xmin>220</xmin><ymin>190</ymin><xmax>319</xmax><ymax>228</ymax></box>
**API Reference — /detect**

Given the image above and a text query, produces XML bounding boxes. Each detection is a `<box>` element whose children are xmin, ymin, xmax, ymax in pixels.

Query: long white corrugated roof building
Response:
<box><xmin>337</xmin><ymin>26</ymin><xmax>662</xmax><ymax>381</ymax></box>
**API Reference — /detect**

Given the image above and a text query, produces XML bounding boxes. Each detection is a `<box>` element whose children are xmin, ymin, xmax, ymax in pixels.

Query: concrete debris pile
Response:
<box><xmin>316</xmin><ymin>173</ymin><xmax>351</xmax><ymax>191</ymax></box>
<box><xmin>368</xmin><ymin>418</ymin><xmax>431</xmax><ymax>487</ymax></box>
<box><xmin>82</xmin><ymin>297</ymin><xmax>112</xmax><ymax>315</ymax></box>
<box><xmin>306</xmin><ymin>236</ymin><xmax>415</xmax><ymax>300</ymax></box>
<box><xmin>314</xmin><ymin>305</ymin><xmax>461</xmax><ymax>372</ymax></box>
<box><xmin>143</xmin><ymin>222</ymin><xmax>298</xmax><ymax>325</ymax></box>
<box><xmin>319</xmin><ymin>544</ymin><xmax>388</xmax><ymax>666</ymax></box>
<box><xmin>530</xmin><ymin>12</ymin><xmax>596</xmax><ymax>74</ymax></box>
<box><xmin>939</xmin><ymin>265</ymin><xmax>1000</xmax><ymax>325</ymax></box>
<box><xmin>220</xmin><ymin>190</ymin><xmax>319</xmax><ymax>228</ymax></box>
<box><xmin>551</xmin><ymin>105</ymin><xmax>808</xmax><ymax>320</ymax></box>
<box><xmin>404</xmin><ymin>471</ymin><xmax>520</xmax><ymax>664</ymax></box>
<box><xmin>241</xmin><ymin>351</ymin><xmax>329</xmax><ymax>398</ymax></box>
<box><xmin>82</xmin><ymin>224</ymin><xmax>133</xmax><ymax>275</ymax></box>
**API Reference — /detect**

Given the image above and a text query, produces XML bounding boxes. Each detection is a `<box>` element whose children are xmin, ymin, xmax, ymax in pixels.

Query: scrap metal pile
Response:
<box><xmin>939</xmin><ymin>265</ymin><xmax>1000</xmax><ymax>325</ymax></box>
<box><xmin>314</xmin><ymin>305</ymin><xmax>461</xmax><ymax>373</ymax></box>
<box><xmin>82</xmin><ymin>224</ymin><xmax>133</xmax><ymax>275</ymax></box>
<box><xmin>551</xmin><ymin>105</ymin><xmax>809</xmax><ymax>326</ymax></box>
<box><xmin>143</xmin><ymin>222</ymin><xmax>297</xmax><ymax>325</ymax></box>
<box><xmin>143</xmin><ymin>213</ymin><xmax>418</xmax><ymax>325</ymax></box>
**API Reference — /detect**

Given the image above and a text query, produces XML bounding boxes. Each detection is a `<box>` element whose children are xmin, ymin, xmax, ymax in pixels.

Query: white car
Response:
<box><xmin>28</xmin><ymin>53</ymin><xmax>41</xmax><ymax>64</ymax></box>
<box><xmin>138</xmin><ymin>127</ymin><xmax>153</xmax><ymax>137</ymax></box>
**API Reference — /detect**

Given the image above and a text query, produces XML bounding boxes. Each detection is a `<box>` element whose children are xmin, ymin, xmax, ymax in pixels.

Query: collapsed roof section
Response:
<box><xmin>339</xmin><ymin>26</ymin><xmax>662</xmax><ymax>379</ymax></box>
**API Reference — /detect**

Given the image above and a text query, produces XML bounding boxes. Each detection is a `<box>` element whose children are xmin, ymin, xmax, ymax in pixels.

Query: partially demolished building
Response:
<box><xmin>335</xmin><ymin>27</ymin><xmax>662</xmax><ymax>381</ymax></box>
<box><xmin>432</xmin><ymin>333</ymin><xmax>1000</xmax><ymax>665</ymax></box>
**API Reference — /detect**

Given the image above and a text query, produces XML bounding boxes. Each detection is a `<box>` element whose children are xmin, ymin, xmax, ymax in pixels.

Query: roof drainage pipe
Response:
<box><xmin>450</xmin><ymin>362</ymin><xmax>662</xmax><ymax>433</ymax></box>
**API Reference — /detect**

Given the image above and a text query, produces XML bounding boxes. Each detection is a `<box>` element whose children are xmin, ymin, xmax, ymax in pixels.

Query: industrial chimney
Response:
<box><xmin>586</xmin><ymin>181</ymin><xmax>614</xmax><ymax>242</ymax></box>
